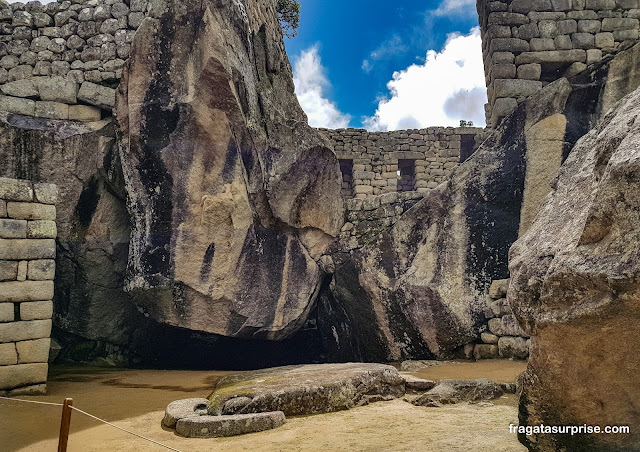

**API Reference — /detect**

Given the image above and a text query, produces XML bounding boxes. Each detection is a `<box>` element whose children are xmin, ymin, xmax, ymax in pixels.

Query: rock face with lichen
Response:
<box><xmin>509</xmin><ymin>85</ymin><xmax>640</xmax><ymax>452</ymax></box>
<box><xmin>114</xmin><ymin>0</ymin><xmax>343</xmax><ymax>340</ymax></box>
<box><xmin>207</xmin><ymin>363</ymin><xmax>405</xmax><ymax>416</ymax></box>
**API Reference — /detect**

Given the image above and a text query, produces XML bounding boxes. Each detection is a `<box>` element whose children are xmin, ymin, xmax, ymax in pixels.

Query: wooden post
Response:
<box><xmin>57</xmin><ymin>398</ymin><xmax>73</xmax><ymax>452</ymax></box>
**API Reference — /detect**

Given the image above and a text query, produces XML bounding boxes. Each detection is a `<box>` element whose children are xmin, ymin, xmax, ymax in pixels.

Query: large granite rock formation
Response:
<box><xmin>318</xmin><ymin>41</ymin><xmax>640</xmax><ymax>364</ymax></box>
<box><xmin>0</xmin><ymin>114</ymin><xmax>141</xmax><ymax>345</ymax></box>
<box><xmin>509</xmin><ymin>86</ymin><xmax>640</xmax><ymax>451</ymax></box>
<box><xmin>323</xmin><ymin>80</ymin><xmax>574</xmax><ymax>362</ymax></box>
<box><xmin>114</xmin><ymin>0</ymin><xmax>343</xmax><ymax>341</ymax></box>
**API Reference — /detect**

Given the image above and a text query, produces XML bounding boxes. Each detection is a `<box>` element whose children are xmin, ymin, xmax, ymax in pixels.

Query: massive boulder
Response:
<box><xmin>0</xmin><ymin>114</ymin><xmax>142</xmax><ymax>345</ymax></box>
<box><xmin>323</xmin><ymin>80</ymin><xmax>576</xmax><ymax>362</ymax></box>
<box><xmin>509</xmin><ymin>86</ymin><xmax>640</xmax><ymax>451</ymax></box>
<box><xmin>320</xmin><ymin>41</ymin><xmax>640</xmax><ymax>364</ymax></box>
<box><xmin>115</xmin><ymin>0</ymin><xmax>343</xmax><ymax>340</ymax></box>
<box><xmin>206</xmin><ymin>363</ymin><xmax>405</xmax><ymax>416</ymax></box>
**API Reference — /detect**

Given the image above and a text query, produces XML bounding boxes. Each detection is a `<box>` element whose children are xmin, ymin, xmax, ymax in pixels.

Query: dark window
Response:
<box><xmin>460</xmin><ymin>134</ymin><xmax>476</xmax><ymax>163</ymax></box>
<box><xmin>339</xmin><ymin>159</ymin><xmax>354</xmax><ymax>197</ymax></box>
<box><xmin>397</xmin><ymin>159</ymin><xmax>416</xmax><ymax>192</ymax></box>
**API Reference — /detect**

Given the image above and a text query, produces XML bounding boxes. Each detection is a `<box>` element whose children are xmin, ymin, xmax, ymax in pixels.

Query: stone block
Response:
<box><xmin>554</xmin><ymin>34</ymin><xmax>574</xmax><ymax>50</ymax></box>
<box><xmin>517</xmin><ymin>63</ymin><xmax>542</xmax><ymax>80</ymax></box>
<box><xmin>0</xmin><ymin>79</ymin><xmax>38</xmax><ymax>98</ymax></box>
<box><xmin>586</xmin><ymin>48</ymin><xmax>603</xmax><ymax>64</ymax></box>
<box><xmin>353</xmin><ymin>171</ymin><xmax>375</xmax><ymax>180</ymax></box>
<box><xmin>586</xmin><ymin>0</ymin><xmax>616</xmax><ymax>7</ymax></box>
<box><xmin>538</xmin><ymin>21</ymin><xmax>559</xmax><ymax>39</ymax></box>
<box><xmin>488</xmin><ymin>297</ymin><xmax>513</xmax><ymax>317</ymax></box>
<box><xmin>0</xmin><ymin>201</ymin><xmax>5</xmax><ymax>217</ymax></box>
<box><xmin>16</xmin><ymin>338</ymin><xmax>50</xmax><ymax>363</ymax></box>
<box><xmin>572</xmin><ymin>32</ymin><xmax>595</xmax><ymax>49</ymax></box>
<box><xmin>0</xmin><ymin>261</ymin><xmax>18</xmax><ymax>281</ymax></box>
<box><xmin>33</xmin><ymin>183</ymin><xmax>58</xmax><ymax>205</ymax></box>
<box><xmin>0</xmin><ymin>239</ymin><xmax>56</xmax><ymax>261</ymax></box>
<box><xmin>175</xmin><ymin>412</ymin><xmax>286</xmax><ymax>438</ymax></box>
<box><xmin>0</xmin><ymin>281</ymin><xmax>54</xmax><ymax>302</ymax></box>
<box><xmin>0</xmin><ymin>342</ymin><xmax>17</xmax><ymax>365</ymax></box>
<box><xmin>17</xmin><ymin>260</ymin><xmax>26</xmax><ymax>281</ymax></box>
<box><xmin>613</xmin><ymin>29</ymin><xmax>639</xmax><ymax>40</ymax></box>
<box><xmin>8</xmin><ymin>384</ymin><xmax>46</xmax><ymax>396</ymax></box>
<box><xmin>578</xmin><ymin>19</ymin><xmax>601</xmax><ymax>33</ymax></box>
<box><xmin>6</xmin><ymin>202</ymin><xmax>56</xmax><ymax>220</ymax></box>
<box><xmin>0</xmin><ymin>178</ymin><xmax>33</xmax><ymax>202</ymax></box>
<box><xmin>515</xmin><ymin>49</ymin><xmax>586</xmax><ymax>64</ymax></box>
<box><xmin>0</xmin><ymin>303</ymin><xmax>13</xmax><ymax>323</ymax></box>
<box><xmin>489</xmin><ymin>279</ymin><xmax>510</xmax><ymax>298</ymax></box>
<box><xmin>492</xmin><ymin>52</ymin><xmax>515</xmax><ymax>64</ymax></box>
<box><xmin>595</xmin><ymin>32</ymin><xmax>615</xmax><ymax>48</ymax></box>
<box><xmin>474</xmin><ymin>344</ymin><xmax>498</xmax><ymax>359</ymax></box>
<box><xmin>492</xmin><ymin>63</ymin><xmax>517</xmax><ymax>78</ymax></box>
<box><xmin>481</xmin><ymin>332</ymin><xmax>499</xmax><ymax>344</ymax></box>
<box><xmin>0</xmin><ymin>363</ymin><xmax>48</xmax><ymax>390</ymax></box>
<box><xmin>564</xmin><ymin>61</ymin><xmax>588</xmax><ymax>77</ymax></box>
<box><xmin>530</xmin><ymin>37</ymin><xmax>557</xmax><ymax>51</ymax></box>
<box><xmin>354</xmin><ymin>185</ymin><xmax>373</xmax><ymax>195</ymax></box>
<box><xmin>68</xmin><ymin>104</ymin><xmax>101</xmax><ymax>121</ymax></box>
<box><xmin>35</xmin><ymin>101</ymin><xmax>69</xmax><ymax>120</ymax></box>
<box><xmin>510</xmin><ymin>0</ymin><xmax>553</xmax><ymax>13</ymax></box>
<box><xmin>36</xmin><ymin>76</ymin><xmax>77</xmax><ymax>104</ymax></box>
<box><xmin>498</xmin><ymin>336</ymin><xmax>529</xmax><ymax>359</ymax></box>
<box><xmin>493</xmin><ymin>79</ymin><xmax>543</xmax><ymax>98</ymax></box>
<box><xmin>0</xmin><ymin>219</ymin><xmax>27</xmax><ymax>238</ymax></box>
<box><xmin>602</xmin><ymin>18</ymin><xmax>639</xmax><ymax>31</ymax></box>
<box><xmin>492</xmin><ymin>97</ymin><xmax>519</xmax><ymax>117</ymax></box>
<box><xmin>489</xmin><ymin>37</ymin><xmax>530</xmax><ymax>53</ymax></box>
<box><xmin>488</xmin><ymin>315</ymin><xmax>529</xmax><ymax>337</ymax></box>
<box><xmin>557</xmin><ymin>19</ymin><xmax>578</xmax><ymax>35</ymax></box>
<box><xmin>487</xmin><ymin>24</ymin><xmax>513</xmax><ymax>39</ymax></box>
<box><xmin>488</xmin><ymin>12</ymin><xmax>530</xmax><ymax>26</ymax></box>
<box><xmin>27</xmin><ymin>260</ymin><xmax>55</xmax><ymax>281</ymax></box>
<box><xmin>26</xmin><ymin>220</ymin><xmax>57</xmax><ymax>239</ymax></box>
<box><xmin>77</xmin><ymin>81</ymin><xmax>115</xmax><ymax>109</ymax></box>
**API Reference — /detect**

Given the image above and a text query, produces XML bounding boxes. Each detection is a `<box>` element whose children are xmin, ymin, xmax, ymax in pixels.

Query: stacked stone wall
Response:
<box><xmin>319</xmin><ymin>127</ymin><xmax>485</xmax><ymax>200</ymax></box>
<box><xmin>478</xmin><ymin>0</ymin><xmax>640</xmax><ymax>127</ymax></box>
<box><xmin>0</xmin><ymin>176</ymin><xmax>57</xmax><ymax>396</ymax></box>
<box><xmin>335</xmin><ymin>191</ymin><xmax>424</xmax><ymax>253</ymax></box>
<box><xmin>469</xmin><ymin>278</ymin><xmax>530</xmax><ymax>360</ymax></box>
<box><xmin>0</xmin><ymin>0</ymin><xmax>156</xmax><ymax>120</ymax></box>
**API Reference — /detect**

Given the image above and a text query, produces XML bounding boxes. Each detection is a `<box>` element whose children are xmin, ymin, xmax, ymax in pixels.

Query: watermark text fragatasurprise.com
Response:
<box><xmin>510</xmin><ymin>424</ymin><xmax>631</xmax><ymax>436</ymax></box>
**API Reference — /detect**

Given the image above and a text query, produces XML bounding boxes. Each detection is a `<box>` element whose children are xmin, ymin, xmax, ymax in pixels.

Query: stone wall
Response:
<box><xmin>478</xmin><ymin>0</ymin><xmax>640</xmax><ymax>127</ymax></box>
<box><xmin>0</xmin><ymin>0</ymin><xmax>154</xmax><ymax>120</ymax></box>
<box><xmin>470</xmin><ymin>278</ymin><xmax>530</xmax><ymax>360</ymax></box>
<box><xmin>335</xmin><ymin>191</ymin><xmax>425</xmax><ymax>253</ymax></box>
<box><xmin>319</xmin><ymin>127</ymin><xmax>485</xmax><ymax>199</ymax></box>
<box><xmin>0</xmin><ymin>176</ymin><xmax>57</xmax><ymax>396</ymax></box>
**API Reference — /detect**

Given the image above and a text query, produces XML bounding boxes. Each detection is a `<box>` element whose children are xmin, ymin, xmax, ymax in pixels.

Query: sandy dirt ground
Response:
<box><xmin>0</xmin><ymin>361</ymin><xmax>527</xmax><ymax>452</ymax></box>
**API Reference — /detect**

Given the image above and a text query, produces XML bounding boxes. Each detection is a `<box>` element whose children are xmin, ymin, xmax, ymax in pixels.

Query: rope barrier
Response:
<box><xmin>70</xmin><ymin>406</ymin><xmax>185</xmax><ymax>452</ymax></box>
<box><xmin>0</xmin><ymin>395</ymin><xmax>63</xmax><ymax>406</ymax></box>
<box><xmin>0</xmin><ymin>395</ymin><xmax>185</xmax><ymax>452</ymax></box>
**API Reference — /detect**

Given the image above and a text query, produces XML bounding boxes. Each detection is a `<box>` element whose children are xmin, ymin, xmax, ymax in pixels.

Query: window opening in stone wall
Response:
<box><xmin>460</xmin><ymin>134</ymin><xmax>476</xmax><ymax>163</ymax></box>
<box><xmin>339</xmin><ymin>159</ymin><xmax>354</xmax><ymax>197</ymax></box>
<box><xmin>397</xmin><ymin>159</ymin><xmax>416</xmax><ymax>192</ymax></box>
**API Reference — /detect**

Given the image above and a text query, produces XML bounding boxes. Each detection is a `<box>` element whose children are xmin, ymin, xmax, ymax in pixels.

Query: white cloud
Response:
<box><xmin>361</xmin><ymin>34</ymin><xmax>407</xmax><ymax>73</ymax></box>
<box><xmin>432</xmin><ymin>0</ymin><xmax>477</xmax><ymax>17</ymax></box>
<box><xmin>363</xmin><ymin>27</ymin><xmax>487</xmax><ymax>131</ymax></box>
<box><xmin>293</xmin><ymin>46</ymin><xmax>351</xmax><ymax>129</ymax></box>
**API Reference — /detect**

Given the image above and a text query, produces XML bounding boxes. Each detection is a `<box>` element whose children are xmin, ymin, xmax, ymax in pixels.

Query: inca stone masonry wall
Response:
<box><xmin>478</xmin><ymin>0</ymin><xmax>640</xmax><ymax>127</ymax></box>
<box><xmin>319</xmin><ymin>127</ymin><xmax>485</xmax><ymax>199</ymax></box>
<box><xmin>0</xmin><ymin>0</ymin><xmax>156</xmax><ymax>120</ymax></box>
<box><xmin>0</xmin><ymin>177</ymin><xmax>57</xmax><ymax>396</ymax></box>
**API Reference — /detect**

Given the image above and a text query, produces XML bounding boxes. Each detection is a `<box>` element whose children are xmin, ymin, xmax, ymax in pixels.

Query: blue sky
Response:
<box><xmin>286</xmin><ymin>0</ymin><xmax>488</xmax><ymax>130</ymax></box>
